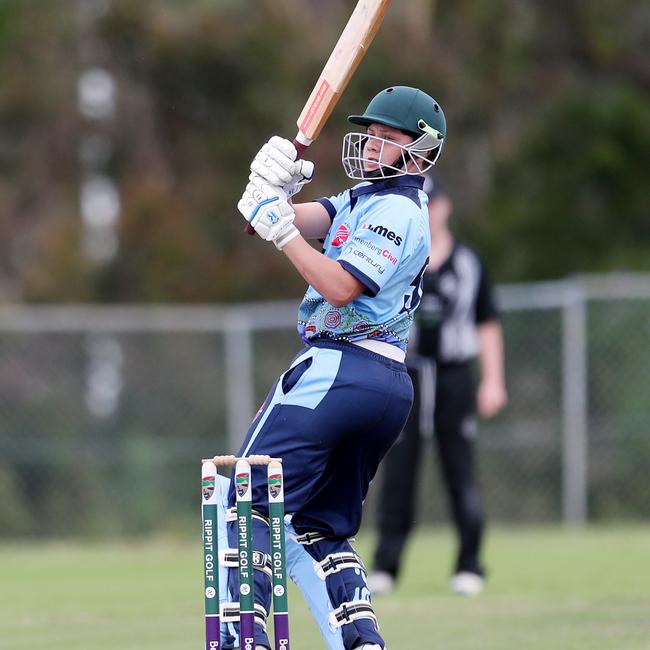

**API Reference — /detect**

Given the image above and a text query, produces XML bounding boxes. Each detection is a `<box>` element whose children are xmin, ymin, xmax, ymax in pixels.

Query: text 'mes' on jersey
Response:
<box><xmin>297</xmin><ymin>176</ymin><xmax>431</xmax><ymax>352</ymax></box>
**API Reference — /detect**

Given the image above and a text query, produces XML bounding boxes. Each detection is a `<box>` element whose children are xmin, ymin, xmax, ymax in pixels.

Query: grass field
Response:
<box><xmin>2</xmin><ymin>526</ymin><xmax>649</xmax><ymax>650</ymax></box>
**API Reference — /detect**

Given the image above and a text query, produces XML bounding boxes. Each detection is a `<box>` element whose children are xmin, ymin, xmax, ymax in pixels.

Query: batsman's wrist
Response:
<box><xmin>274</xmin><ymin>223</ymin><xmax>300</xmax><ymax>250</ymax></box>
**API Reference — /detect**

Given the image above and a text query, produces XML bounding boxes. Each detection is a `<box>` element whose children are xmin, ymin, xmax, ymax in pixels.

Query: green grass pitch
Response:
<box><xmin>2</xmin><ymin>527</ymin><xmax>649</xmax><ymax>649</ymax></box>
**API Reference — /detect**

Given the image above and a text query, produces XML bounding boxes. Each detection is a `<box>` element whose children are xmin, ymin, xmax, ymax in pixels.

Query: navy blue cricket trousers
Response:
<box><xmin>227</xmin><ymin>339</ymin><xmax>413</xmax><ymax>539</ymax></box>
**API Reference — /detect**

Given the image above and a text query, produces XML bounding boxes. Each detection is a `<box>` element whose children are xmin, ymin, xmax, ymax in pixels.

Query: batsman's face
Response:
<box><xmin>363</xmin><ymin>124</ymin><xmax>414</xmax><ymax>171</ymax></box>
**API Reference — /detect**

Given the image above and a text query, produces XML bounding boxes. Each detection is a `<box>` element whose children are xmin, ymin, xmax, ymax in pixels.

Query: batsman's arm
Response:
<box><xmin>292</xmin><ymin>201</ymin><xmax>331</xmax><ymax>240</ymax></box>
<box><xmin>281</xmin><ymin>235</ymin><xmax>364</xmax><ymax>307</ymax></box>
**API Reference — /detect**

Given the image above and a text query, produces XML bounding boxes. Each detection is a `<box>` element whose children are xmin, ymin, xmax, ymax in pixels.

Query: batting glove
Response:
<box><xmin>250</xmin><ymin>136</ymin><xmax>314</xmax><ymax>199</ymax></box>
<box><xmin>238</xmin><ymin>177</ymin><xmax>300</xmax><ymax>250</ymax></box>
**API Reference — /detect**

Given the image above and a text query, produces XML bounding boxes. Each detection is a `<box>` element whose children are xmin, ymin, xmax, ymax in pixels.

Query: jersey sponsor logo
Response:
<box><xmin>350</xmin><ymin>236</ymin><xmax>383</xmax><ymax>256</ymax></box>
<box><xmin>352</xmin><ymin>249</ymin><xmax>386</xmax><ymax>274</ymax></box>
<box><xmin>350</xmin><ymin>236</ymin><xmax>400</xmax><ymax>265</ymax></box>
<box><xmin>360</xmin><ymin>223</ymin><xmax>403</xmax><ymax>246</ymax></box>
<box><xmin>331</xmin><ymin>224</ymin><xmax>350</xmax><ymax>247</ymax></box>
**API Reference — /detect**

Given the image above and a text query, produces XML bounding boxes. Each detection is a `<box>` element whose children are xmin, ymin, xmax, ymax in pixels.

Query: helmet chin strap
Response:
<box><xmin>385</xmin><ymin>153</ymin><xmax>408</xmax><ymax>175</ymax></box>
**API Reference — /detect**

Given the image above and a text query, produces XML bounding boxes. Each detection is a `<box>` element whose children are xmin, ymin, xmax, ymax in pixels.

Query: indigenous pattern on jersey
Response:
<box><xmin>297</xmin><ymin>176</ymin><xmax>430</xmax><ymax>352</ymax></box>
<box><xmin>414</xmin><ymin>243</ymin><xmax>498</xmax><ymax>363</ymax></box>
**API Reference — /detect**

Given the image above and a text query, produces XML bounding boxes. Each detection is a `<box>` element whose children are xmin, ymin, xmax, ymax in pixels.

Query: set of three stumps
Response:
<box><xmin>202</xmin><ymin>455</ymin><xmax>289</xmax><ymax>650</ymax></box>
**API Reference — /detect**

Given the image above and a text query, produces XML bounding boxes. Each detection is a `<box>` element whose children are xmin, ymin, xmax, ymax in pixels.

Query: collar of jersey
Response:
<box><xmin>349</xmin><ymin>174</ymin><xmax>425</xmax><ymax>200</ymax></box>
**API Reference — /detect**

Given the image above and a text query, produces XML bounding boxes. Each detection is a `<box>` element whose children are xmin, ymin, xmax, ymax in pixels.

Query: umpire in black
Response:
<box><xmin>367</xmin><ymin>177</ymin><xmax>508</xmax><ymax>597</ymax></box>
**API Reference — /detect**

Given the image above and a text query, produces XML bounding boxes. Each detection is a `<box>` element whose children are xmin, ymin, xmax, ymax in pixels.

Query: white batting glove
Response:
<box><xmin>250</xmin><ymin>136</ymin><xmax>314</xmax><ymax>198</ymax></box>
<box><xmin>237</xmin><ymin>177</ymin><xmax>300</xmax><ymax>250</ymax></box>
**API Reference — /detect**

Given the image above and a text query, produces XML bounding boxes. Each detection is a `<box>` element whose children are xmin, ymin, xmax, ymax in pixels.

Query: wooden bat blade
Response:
<box><xmin>244</xmin><ymin>0</ymin><xmax>391</xmax><ymax>235</ymax></box>
<box><xmin>295</xmin><ymin>0</ymin><xmax>392</xmax><ymax>145</ymax></box>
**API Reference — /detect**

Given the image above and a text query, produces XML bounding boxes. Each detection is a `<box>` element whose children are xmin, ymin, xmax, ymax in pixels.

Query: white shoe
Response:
<box><xmin>366</xmin><ymin>571</ymin><xmax>395</xmax><ymax>596</ymax></box>
<box><xmin>354</xmin><ymin>645</ymin><xmax>383</xmax><ymax>650</ymax></box>
<box><xmin>450</xmin><ymin>571</ymin><xmax>484</xmax><ymax>596</ymax></box>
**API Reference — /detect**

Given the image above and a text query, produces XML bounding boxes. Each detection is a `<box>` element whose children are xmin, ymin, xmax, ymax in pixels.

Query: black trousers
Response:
<box><xmin>372</xmin><ymin>359</ymin><xmax>485</xmax><ymax>578</ymax></box>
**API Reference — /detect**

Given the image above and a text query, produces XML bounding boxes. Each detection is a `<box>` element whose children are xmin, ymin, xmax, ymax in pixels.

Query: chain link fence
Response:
<box><xmin>0</xmin><ymin>274</ymin><xmax>648</xmax><ymax>538</ymax></box>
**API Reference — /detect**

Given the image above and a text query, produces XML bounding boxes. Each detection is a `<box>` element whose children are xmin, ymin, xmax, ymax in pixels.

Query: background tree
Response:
<box><xmin>0</xmin><ymin>0</ymin><xmax>647</xmax><ymax>302</ymax></box>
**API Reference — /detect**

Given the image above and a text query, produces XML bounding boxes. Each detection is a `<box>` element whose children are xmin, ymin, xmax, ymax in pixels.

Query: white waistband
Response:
<box><xmin>352</xmin><ymin>339</ymin><xmax>406</xmax><ymax>362</ymax></box>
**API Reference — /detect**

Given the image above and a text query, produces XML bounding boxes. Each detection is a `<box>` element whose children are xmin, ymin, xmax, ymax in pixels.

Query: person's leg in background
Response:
<box><xmin>434</xmin><ymin>362</ymin><xmax>486</xmax><ymax>595</ymax></box>
<box><xmin>368</xmin><ymin>364</ymin><xmax>423</xmax><ymax>595</ymax></box>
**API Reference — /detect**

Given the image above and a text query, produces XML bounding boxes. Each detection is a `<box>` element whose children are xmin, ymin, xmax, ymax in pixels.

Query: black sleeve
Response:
<box><xmin>475</xmin><ymin>257</ymin><xmax>499</xmax><ymax>324</ymax></box>
<box><xmin>314</xmin><ymin>198</ymin><xmax>336</xmax><ymax>246</ymax></box>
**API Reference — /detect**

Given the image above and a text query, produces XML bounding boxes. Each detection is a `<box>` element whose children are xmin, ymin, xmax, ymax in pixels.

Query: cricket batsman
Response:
<box><xmin>224</xmin><ymin>86</ymin><xmax>446</xmax><ymax>650</ymax></box>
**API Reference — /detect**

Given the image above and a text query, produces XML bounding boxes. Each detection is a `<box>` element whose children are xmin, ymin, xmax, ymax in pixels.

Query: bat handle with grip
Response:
<box><xmin>292</xmin><ymin>138</ymin><xmax>308</xmax><ymax>160</ymax></box>
<box><xmin>243</xmin><ymin>136</ymin><xmax>309</xmax><ymax>235</ymax></box>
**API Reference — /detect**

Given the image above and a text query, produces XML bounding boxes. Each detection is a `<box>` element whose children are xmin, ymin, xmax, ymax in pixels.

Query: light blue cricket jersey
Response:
<box><xmin>297</xmin><ymin>175</ymin><xmax>431</xmax><ymax>352</ymax></box>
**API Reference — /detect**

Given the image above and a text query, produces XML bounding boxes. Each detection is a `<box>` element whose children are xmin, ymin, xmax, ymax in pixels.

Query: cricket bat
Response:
<box><xmin>245</xmin><ymin>0</ymin><xmax>392</xmax><ymax>234</ymax></box>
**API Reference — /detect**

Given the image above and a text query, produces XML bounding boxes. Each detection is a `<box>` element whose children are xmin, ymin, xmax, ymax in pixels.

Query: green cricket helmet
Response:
<box><xmin>343</xmin><ymin>86</ymin><xmax>446</xmax><ymax>180</ymax></box>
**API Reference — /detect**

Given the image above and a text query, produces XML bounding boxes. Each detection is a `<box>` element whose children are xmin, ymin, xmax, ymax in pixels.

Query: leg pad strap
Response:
<box><xmin>315</xmin><ymin>552</ymin><xmax>367</xmax><ymax>580</ymax></box>
<box><xmin>220</xmin><ymin>602</ymin><xmax>268</xmax><ymax>632</ymax></box>
<box><xmin>291</xmin><ymin>530</ymin><xmax>326</xmax><ymax>545</ymax></box>
<box><xmin>226</xmin><ymin>506</ymin><xmax>269</xmax><ymax>526</ymax></box>
<box><xmin>219</xmin><ymin>548</ymin><xmax>273</xmax><ymax>581</ymax></box>
<box><xmin>328</xmin><ymin>600</ymin><xmax>378</xmax><ymax>631</ymax></box>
